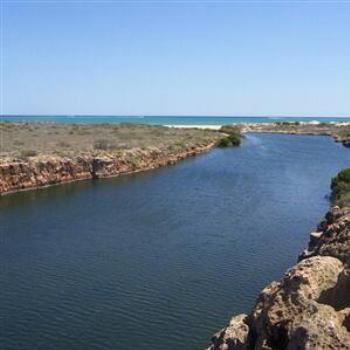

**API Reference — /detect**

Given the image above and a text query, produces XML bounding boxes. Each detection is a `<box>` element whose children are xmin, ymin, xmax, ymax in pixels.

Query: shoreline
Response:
<box><xmin>0</xmin><ymin>142</ymin><xmax>217</xmax><ymax>196</ymax></box>
<box><xmin>165</xmin><ymin>124</ymin><xmax>222</xmax><ymax>130</ymax></box>
<box><xmin>207</xmin><ymin>134</ymin><xmax>350</xmax><ymax>349</ymax></box>
<box><xmin>167</xmin><ymin>122</ymin><xmax>350</xmax><ymax>147</ymax></box>
<box><xmin>1</xmin><ymin>121</ymin><xmax>350</xmax><ymax>196</ymax></box>
<box><xmin>0</xmin><ymin>123</ymin><xmax>226</xmax><ymax>196</ymax></box>
<box><xmin>208</xmin><ymin>202</ymin><xmax>350</xmax><ymax>349</ymax></box>
<box><xmin>1</xmin><ymin>120</ymin><xmax>349</xmax><ymax>347</ymax></box>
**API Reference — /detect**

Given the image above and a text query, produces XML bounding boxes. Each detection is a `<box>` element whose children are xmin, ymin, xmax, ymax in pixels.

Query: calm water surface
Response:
<box><xmin>0</xmin><ymin>134</ymin><xmax>349</xmax><ymax>349</ymax></box>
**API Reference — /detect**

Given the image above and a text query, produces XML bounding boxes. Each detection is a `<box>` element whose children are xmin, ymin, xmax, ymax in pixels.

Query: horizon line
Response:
<box><xmin>1</xmin><ymin>114</ymin><xmax>350</xmax><ymax>118</ymax></box>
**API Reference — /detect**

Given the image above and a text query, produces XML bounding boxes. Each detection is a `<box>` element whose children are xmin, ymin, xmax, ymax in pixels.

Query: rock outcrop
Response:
<box><xmin>0</xmin><ymin>143</ymin><xmax>214</xmax><ymax>195</ymax></box>
<box><xmin>207</xmin><ymin>201</ymin><xmax>350</xmax><ymax>348</ymax></box>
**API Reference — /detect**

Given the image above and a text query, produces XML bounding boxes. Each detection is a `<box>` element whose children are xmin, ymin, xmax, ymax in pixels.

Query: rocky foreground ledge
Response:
<box><xmin>207</xmin><ymin>170</ymin><xmax>350</xmax><ymax>349</ymax></box>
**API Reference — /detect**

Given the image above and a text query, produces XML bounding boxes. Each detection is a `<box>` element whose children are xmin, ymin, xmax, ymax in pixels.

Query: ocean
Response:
<box><xmin>1</xmin><ymin>115</ymin><xmax>349</xmax><ymax>125</ymax></box>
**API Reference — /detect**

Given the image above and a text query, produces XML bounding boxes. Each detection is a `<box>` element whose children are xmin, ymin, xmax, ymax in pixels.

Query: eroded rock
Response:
<box><xmin>208</xmin><ymin>207</ymin><xmax>350</xmax><ymax>350</ymax></box>
<box><xmin>0</xmin><ymin>144</ymin><xmax>215</xmax><ymax>195</ymax></box>
<box><xmin>208</xmin><ymin>314</ymin><xmax>249</xmax><ymax>350</ymax></box>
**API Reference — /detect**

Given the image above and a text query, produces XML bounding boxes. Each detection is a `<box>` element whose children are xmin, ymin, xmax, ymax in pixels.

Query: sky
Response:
<box><xmin>1</xmin><ymin>0</ymin><xmax>350</xmax><ymax>117</ymax></box>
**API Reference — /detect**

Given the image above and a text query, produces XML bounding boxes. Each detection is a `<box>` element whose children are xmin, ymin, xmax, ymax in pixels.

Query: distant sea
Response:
<box><xmin>1</xmin><ymin>115</ymin><xmax>349</xmax><ymax>125</ymax></box>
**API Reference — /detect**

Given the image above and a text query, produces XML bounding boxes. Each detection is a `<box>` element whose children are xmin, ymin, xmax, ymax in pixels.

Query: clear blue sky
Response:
<box><xmin>1</xmin><ymin>0</ymin><xmax>350</xmax><ymax>116</ymax></box>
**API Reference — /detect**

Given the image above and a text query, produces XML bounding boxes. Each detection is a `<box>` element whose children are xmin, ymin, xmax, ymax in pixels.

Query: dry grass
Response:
<box><xmin>0</xmin><ymin>122</ymin><xmax>223</xmax><ymax>159</ymax></box>
<box><xmin>246</xmin><ymin>122</ymin><xmax>350</xmax><ymax>137</ymax></box>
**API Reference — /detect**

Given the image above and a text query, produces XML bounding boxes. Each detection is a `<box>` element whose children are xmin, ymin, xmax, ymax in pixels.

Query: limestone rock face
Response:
<box><xmin>300</xmin><ymin>206</ymin><xmax>350</xmax><ymax>267</ymax></box>
<box><xmin>207</xmin><ymin>207</ymin><xmax>350</xmax><ymax>350</ymax></box>
<box><xmin>250</xmin><ymin>256</ymin><xmax>350</xmax><ymax>349</ymax></box>
<box><xmin>208</xmin><ymin>314</ymin><xmax>249</xmax><ymax>350</ymax></box>
<box><xmin>0</xmin><ymin>143</ymin><xmax>214</xmax><ymax>195</ymax></box>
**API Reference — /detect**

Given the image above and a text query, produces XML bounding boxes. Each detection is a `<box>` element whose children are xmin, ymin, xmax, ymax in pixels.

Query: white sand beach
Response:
<box><xmin>165</xmin><ymin>124</ymin><xmax>222</xmax><ymax>130</ymax></box>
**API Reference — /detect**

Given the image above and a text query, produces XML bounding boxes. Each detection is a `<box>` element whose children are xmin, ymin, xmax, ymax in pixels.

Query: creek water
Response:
<box><xmin>0</xmin><ymin>134</ymin><xmax>349</xmax><ymax>349</ymax></box>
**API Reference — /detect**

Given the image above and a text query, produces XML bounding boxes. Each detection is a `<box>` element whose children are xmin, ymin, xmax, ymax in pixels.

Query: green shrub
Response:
<box><xmin>228</xmin><ymin>133</ymin><xmax>241</xmax><ymax>146</ymax></box>
<box><xmin>331</xmin><ymin>168</ymin><xmax>350</xmax><ymax>206</ymax></box>
<box><xmin>332</xmin><ymin>168</ymin><xmax>350</xmax><ymax>185</ymax></box>
<box><xmin>217</xmin><ymin>137</ymin><xmax>231</xmax><ymax>147</ymax></box>
<box><xmin>218</xmin><ymin>125</ymin><xmax>241</xmax><ymax>147</ymax></box>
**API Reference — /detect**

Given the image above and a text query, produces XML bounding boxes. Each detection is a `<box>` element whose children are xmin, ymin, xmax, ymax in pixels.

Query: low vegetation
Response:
<box><xmin>0</xmin><ymin>122</ymin><xmax>223</xmax><ymax>160</ymax></box>
<box><xmin>19</xmin><ymin>150</ymin><xmax>38</xmax><ymax>159</ymax></box>
<box><xmin>218</xmin><ymin>125</ymin><xmax>241</xmax><ymax>147</ymax></box>
<box><xmin>331</xmin><ymin>168</ymin><xmax>350</xmax><ymax>207</ymax></box>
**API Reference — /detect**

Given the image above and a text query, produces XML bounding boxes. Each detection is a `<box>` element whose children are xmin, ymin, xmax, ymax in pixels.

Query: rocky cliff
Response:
<box><xmin>0</xmin><ymin>143</ymin><xmax>214</xmax><ymax>195</ymax></box>
<box><xmin>207</xmin><ymin>188</ymin><xmax>350</xmax><ymax>349</ymax></box>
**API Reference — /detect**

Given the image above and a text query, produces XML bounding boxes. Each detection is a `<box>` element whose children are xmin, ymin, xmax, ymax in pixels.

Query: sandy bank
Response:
<box><xmin>165</xmin><ymin>124</ymin><xmax>222</xmax><ymax>130</ymax></box>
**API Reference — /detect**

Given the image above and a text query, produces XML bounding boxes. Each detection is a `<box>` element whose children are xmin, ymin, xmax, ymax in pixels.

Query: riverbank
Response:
<box><xmin>1</xmin><ymin>131</ymin><xmax>349</xmax><ymax>349</ymax></box>
<box><xmin>207</xmin><ymin>164</ymin><xmax>350</xmax><ymax>347</ymax></box>
<box><xmin>0</xmin><ymin>123</ymin><xmax>226</xmax><ymax>195</ymax></box>
<box><xmin>239</xmin><ymin>121</ymin><xmax>350</xmax><ymax>147</ymax></box>
<box><xmin>165</xmin><ymin>124</ymin><xmax>222</xmax><ymax>130</ymax></box>
<box><xmin>165</xmin><ymin>121</ymin><xmax>350</xmax><ymax>146</ymax></box>
<box><xmin>0</xmin><ymin>143</ymin><xmax>223</xmax><ymax>195</ymax></box>
<box><xmin>1</xmin><ymin>121</ymin><xmax>349</xmax><ymax>195</ymax></box>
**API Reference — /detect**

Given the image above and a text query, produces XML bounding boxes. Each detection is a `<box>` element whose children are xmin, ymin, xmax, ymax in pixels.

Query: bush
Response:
<box><xmin>218</xmin><ymin>125</ymin><xmax>241</xmax><ymax>147</ymax></box>
<box><xmin>228</xmin><ymin>133</ymin><xmax>241</xmax><ymax>146</ymax></box>
<box><xmin>217</xmin><ymin>137</ymin><xmax>231</xmax><ymax>147</ymax></box>
<box><xmin>331</xmin><ymin>168</ymin><xmax>350</xmax><ymax>206</ymax></box>
<box><xmin>332</xmin><ymin>168</ymin><xmax>350</xmax><ymax>185</ymax></box>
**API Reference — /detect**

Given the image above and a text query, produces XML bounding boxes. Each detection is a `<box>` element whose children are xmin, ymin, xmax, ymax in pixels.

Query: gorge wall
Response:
<box><xmin>0</xmin><ymin>143</ymin><xmax>214</xmax><ymax>195</ymax></box>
